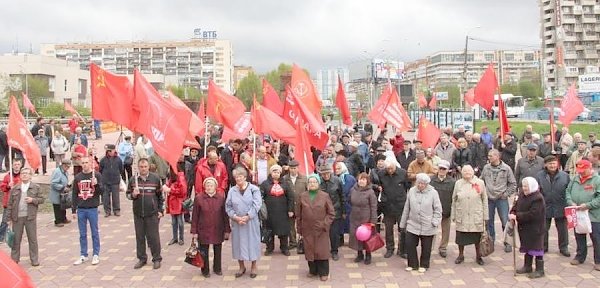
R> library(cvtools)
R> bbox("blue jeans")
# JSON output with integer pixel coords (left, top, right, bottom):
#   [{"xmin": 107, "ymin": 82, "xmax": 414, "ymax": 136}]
[
  {"xmin": 0, "ymin": 208, "xmax": 8, "ymax": 242},
  {"xmin": 487, "ymin": 198, "xmax": 509, "ymax": 241},
  {"xmin": 78, "ymin": 208, "xmax": 100, "ymax": 257},
  {"xmin": 574, "ymin": 222, "xmax": 600, "ymax": 264},
  {"xmin": 171, "ymin": 214, "xmax": 184, "ymax": 241}
]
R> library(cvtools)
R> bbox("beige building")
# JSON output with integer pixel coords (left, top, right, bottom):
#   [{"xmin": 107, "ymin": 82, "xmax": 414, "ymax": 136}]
[
  {"xmin": 233, "ymin": 65, "xmax": 254, "ymax": 90},
  {"xmin": 0, "ymin": 54, "xmax": 89, "ymax": 107},
  {"xmin": 539, "ymin": 0, "xmax": 600, "ymax": 95},
  {"xmin": 40, "ymin": 38, "xmax": 234, "ymax": 93},
  {"xmin": 404, "ymin": 50, "xmax": 541, "ymax": 93}
]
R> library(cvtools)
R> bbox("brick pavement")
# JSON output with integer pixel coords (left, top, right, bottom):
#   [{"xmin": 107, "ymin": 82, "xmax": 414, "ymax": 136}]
[{"xmin": 2, "ymin": 132, "xmax": 600, "ymax": 287}]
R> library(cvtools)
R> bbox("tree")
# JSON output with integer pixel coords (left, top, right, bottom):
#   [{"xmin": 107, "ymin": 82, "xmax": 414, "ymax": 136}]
[
  {"xmin": 4, "ymin": 75, "xmax": 52, "ymax": 110},
  {"xmin": 167, "ymin": 85, "xmax": 204, "ymax": 100},
  {"xmin": 435, "ymin": 86, "xmax": 461, "ymax": 108},
  {"xmin": 264, "ymin": 63, "xmax": 293, "ymax": 92},
  {"xmin": 235, "ymin": 72, "xmax": 261, "ymax": 108}
]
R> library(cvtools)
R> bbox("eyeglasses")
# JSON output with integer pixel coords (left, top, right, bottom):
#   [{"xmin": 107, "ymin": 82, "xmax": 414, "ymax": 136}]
[{"xmin": 439, "ymin": 167, "xmax": 448, "ymax": 170}]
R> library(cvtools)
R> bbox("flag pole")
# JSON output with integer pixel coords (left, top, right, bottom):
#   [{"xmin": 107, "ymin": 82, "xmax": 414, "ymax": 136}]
[
  {"xmin": 252, "ymin": 130, "xmax": 257, "ymax": 183},
  {"xmin": 497, "ymin": 87, "xmax": 505, "ymax": 143},
  {"xmin": 8, "ymin": 146, "xmax": 13, "ymax": 184},
  {"xmin": 303, "ymin": 150, "xmax": 309, "ymax": 176},
  {"xmin": 204, "ymin": 116, "xmax": 210, "ymax": 158}
]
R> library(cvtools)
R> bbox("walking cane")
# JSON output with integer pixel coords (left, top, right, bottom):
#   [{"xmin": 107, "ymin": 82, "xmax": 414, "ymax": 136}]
[{"xmin": 512, "ymin": 220, "xmax": 517, "ymax": 276}]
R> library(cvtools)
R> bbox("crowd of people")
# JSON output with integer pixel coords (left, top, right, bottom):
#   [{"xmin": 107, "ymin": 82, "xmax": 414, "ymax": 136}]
[{"xmin": 1, "ymin": 116, "xmax": 600, "ymax": 282}]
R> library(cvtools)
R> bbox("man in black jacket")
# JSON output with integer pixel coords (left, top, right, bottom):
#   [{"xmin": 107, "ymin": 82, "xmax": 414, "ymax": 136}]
[
  {"xmin": 429, "ymin": 160, "xmax": 455, "ymax": 258},
  {"xmin": 126, "ymin": 158, "xmax": 165, "ymax": 270},
  {"xmin": 379, "ymin": 160, "xmax": 410, "ymax": 258},
  {"xmin": 470, "ymin": 133, "xmax": 489, "ymax": 176},
  {"xmin": 221, "ymin": 139, "xmax": 243, "ymax": 186},
  {"xmin": 99, "ymin": 144, "xmax": 124, "ymax": 217},
  {"xmin": 499, "ymin": 133, "xmax": 517, "ymax": 172},
  {"xmin": 396, "ymin": 140, "xmax": 415, "ymax": 170},
  {"xmin": 535, "ymin": 155, "xmax": 571, "ymax": 257},
  {"xmin": 318, "ymin": 164, "xmax": 345, "ymax": 261}
]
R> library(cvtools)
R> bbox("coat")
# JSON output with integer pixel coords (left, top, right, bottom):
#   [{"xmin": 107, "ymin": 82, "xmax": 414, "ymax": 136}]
[
  {"xmin": 49, "ymin": 167, "xmax": 69, "ymax": 205},
  {"xmin": 452, "ymin": 147, "xmax": 473, "ymax": 169},
  {"xmin": 1, "ymin": 172, "xmax": 20, "ymax": 208},
  {"xmin": 50, "ymin": 135, "xmax": 69, "ymax": 155},
  {"xmin": 194, "ymin": 159, "xmax": 229, "ymax": 195},
  {"xmin": 499, "ymin": 141, "xmax": 517, "ymax": 171},
  {"xmin": 511, "ymin": 191, "xmax": 546, "ymax": 251},
  {"xmin": 451, "ymin": 177, "xmax": 489, "ymax": 232},
  {"xmin": 260, "ymin": 177, "xmax": 294, "ymax": 236},
  {"xmin": 535, "ymin": 169, "xmax": 570, "ymax": 218},
  {"xmin": 191, "ymin": 191, "xmax": 231, "ymax": 245},
  {"xmin": 469, "ymin": 141, "xmax": 489, "ymax": 174},
  {"xmin": 378, "ymin": 168, "xmax": 410, "ymax": 217},
  {"xmin": 282, "ymin": 174, "xmax": 308, "ymax": 202},
  {"xmin": 396, "ymin": 149, "xmax": 415, "ymax": 170},
  {"xmin": 225, "ymin": 183, "xmax": 262, "ymax": 261},
  {"xmin": 340, "ymin": 173, "xmax": 357, "ymax": 233},
  {"xmin": 296, "ymin": 190, "xmax": 335, "ymax": 261},
  {"xmin": 166, "ymin": 172, "xmax": 187, "ymax": 215},
  {"xmin": 565, "ymin": 173, "xmax": 600, "ymax": 222},
  {"xmin": 515, "ymin": 156, "xmax": 545, "ymax": 184},
  {"xmin": 400, "ymin": 185, "xmax": 443, "ymax": 236},
  {"xmin": 320, "ymin": 176, "xmax": 345, "ymax": 219},
  {"xmin": 435, "ymin": 142, "xmax": 456, "ymax": 164},
  {"xmin": 6, "ymin": 182, "xmax": 45, "ymax": 222},
  {"xmin": 430, "ymin": 175, "xmax": 456, "ymax": 218},
  {"xmin": 348, "ymin": 185, "xmax": 377, "ymax": 251},
  {"xmin": 34, "ymin": 135, "xmax": 49, "ymax": 156}
]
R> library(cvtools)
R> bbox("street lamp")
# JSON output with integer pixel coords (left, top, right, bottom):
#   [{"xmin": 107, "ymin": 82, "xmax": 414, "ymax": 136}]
[{"xmin": 461, "ymin": 26, "xmax": 481, "ymax": 110}]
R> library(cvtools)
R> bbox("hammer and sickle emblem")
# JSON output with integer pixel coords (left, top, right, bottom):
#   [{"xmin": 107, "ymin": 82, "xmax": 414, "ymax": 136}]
[
  {"xmin": 294, "ymin": 82, "xmax": 308, "ymax": 98},
  {"xmin": 96, "ymin": 70, "xmax": 106, "ymax": 88}
]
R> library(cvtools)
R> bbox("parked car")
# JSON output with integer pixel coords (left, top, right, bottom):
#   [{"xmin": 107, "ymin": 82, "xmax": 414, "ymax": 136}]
[
  {"xmin": 537, "ymin": 107, "xmax": 560, "ymax": 120},
  {"xmin": 577, "ymin": 107, "xmax": 591, "ymax": 121},
  {"xmin": 590, "ymin": 108, "xmax": 600, "ymax": 122}
]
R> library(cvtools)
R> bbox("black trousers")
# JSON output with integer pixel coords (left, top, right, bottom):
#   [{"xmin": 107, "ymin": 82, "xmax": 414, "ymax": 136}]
[
  {"xmin": 406, "ymin": 232, "xmax": 434, "ymax": 269},
  {"xmin": 266, "ymin": 235, "xmax": 289, "ymax": 252},
  {"xmin": 35, "ymin": 156, "xmax": 47, "ymax": 174},
  {"xmin": 384, "ymin": 214, "xmax": 406, "ymax": 254},
  {"xmin": 52, "ymin": 204, "xmax": 67, "ymax": 224},
  {"xmin": 330, "ymin": 218, "xmax": 342, "ymax": 254},
  {"xmin": 308, "ymin": 260, "xmax": 329, "ymax": 276},
  {"xmin": 545, "ymin": 217, "xmax": 569, "ymax": 252},
  {"xmin": 560, "ymin": 154, "xmax": 569, "ymax": 170},
  {"xmin": 122, "ymin": 164, "xmax": 133, "ymax": 181},
  {"xmin": 133, "ymin": 214, "xmax": 162, "ymax": 263},
  {"xmin": 199, "ymin": 243, "xmax": 222, "ymax": 274}
]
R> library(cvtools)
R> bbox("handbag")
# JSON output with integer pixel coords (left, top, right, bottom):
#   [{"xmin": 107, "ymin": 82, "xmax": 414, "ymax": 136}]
[
  {"xmin": 182, "ymin": 198, "xmax": 193, "ymax": 211},
  {"xmin": 364, "ymin": 232, "xmax": 385, "ymax": 252},
  {"xmin": 7, "ymin": 228, "xmax": 15, "ymax": 249},
  {"xmin": 184, "ymin": 239, "xmax": 204, "ymax": 268},
  {"xmin": 479, "ymin": 225, "xmax": 495, "ymax": 257},
  {"xmin": 297, "ymin": 237, "xmax": 305, "ymax": 254},
  {"xmin": 124, "ymin": 154, "xmax": 133, "ymax": 166},
  {"xmin": 260, "ymin": 221, "xmax": 273, "ymax": 245},
  {"xmin": 60, "ymin": 186, "xmax": 73, "ymax": 210}
]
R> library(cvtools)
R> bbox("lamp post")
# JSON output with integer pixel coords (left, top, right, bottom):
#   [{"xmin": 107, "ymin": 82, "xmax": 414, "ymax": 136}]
[
  {"xmin": 19, "ymin": 65, "xmax": 29, "ymax": 118},
  {"xmin": 461, "ymin": 26, "xmax": 481, "ymax": 110}
]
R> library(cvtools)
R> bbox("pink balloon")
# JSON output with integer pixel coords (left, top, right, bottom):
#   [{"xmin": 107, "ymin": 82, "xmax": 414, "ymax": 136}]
[{"xmin": 355, "ymin": 224, "xmax": 372, "ymax": 241}]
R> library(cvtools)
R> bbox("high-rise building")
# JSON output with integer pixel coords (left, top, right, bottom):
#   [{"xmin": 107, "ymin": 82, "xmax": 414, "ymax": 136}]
[
  {"xmin": 315, "ymin": 68, "xmax": 349, "ymax": 105},
  {"xmin": 40, "ymin": 38, "xmax": 234, "ymax": 93},
  {"xmin": 539, "ymin": 0, "xmax": 600, "ymax": 95},
  {"xmin": 233, "ymin": 65, "xmax": 254, "ymax": 90}
]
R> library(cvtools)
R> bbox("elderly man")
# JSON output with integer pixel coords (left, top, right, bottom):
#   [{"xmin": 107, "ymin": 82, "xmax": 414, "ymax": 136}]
[
  {"xmin": 282, "ymin": 160, "xmax": 307, "ymax": 249},
  {"xmin": 99, "ymin": 144, "xmax": 124, "ymax": 217},
  {"xmin": 429, "ymin": 160, "xmax": 455, "ymax": 258},
  {"xmin": 559, "ymin": 127, "xmax": 574, "ymax": 169},
  {"xmin": 315, "ymin": 145, "xmax": 336, "ymax": 170},
  {"xmin": 318, "ymin": 164, "xmax": 345, "ymax": 261},
  {"xmin": 256, "ymin": 145, "xmax": 277, "ymax": 185},
  {"xmin": 589, "ymin": 132, "xmax": 600, "ymax": 149},
  {"xmin": 396, "ymin": 140, "xmax": 415, "ymax": 170},
  {"xmin": 379, "ymin": 159, "xmax": 410, "ymax": 259},
  {"xmin": 6, "ymin": 167, "xmax": 44, "ymax": 265},
  {"xmin": 194, "ymin": 151, "xmax": 229, "ymax": 195},
  {"xmin": 535, "ymin": 155, "xmax": 570, "ymax": 257},
  {"xmin": 346, "ymin": 141, "xmax": 364, "ymax": 177},
  {"xmin": 566, "ymin": 141, "xmax": 590, "ymax": 176},
  {"xmin": 538, "ymin": 133, "xmax": 557, "ymax": 159},
  {"xmin": 481, "ymin": 149, "xmax": 517, "ymax": 253},
  {"xmin": 520, "ymin": 134, "xmax": 534, "ymax": 159},
  {"xmin": 515, "ymin": 143, "xmax": 545, "ymax": 185},
  {"xmin": 520, "ymin": 124, "xmax": 534, "ymax": 144},
  {"xmin": 435, "ymin": 134, "xmax": 456, "ymax": 164},
  {"xmin": 407, "ymin": 150, "xmax": 435, "ymax": 184},
  {"xmin": 566, "ymin": 159, "xmax": 600, "ymax": 270}
]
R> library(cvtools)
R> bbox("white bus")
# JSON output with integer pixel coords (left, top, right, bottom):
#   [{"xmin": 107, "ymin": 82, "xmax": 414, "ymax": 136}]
[{"xmin": 493, "ymin": 94, "xmax": 524, "ymax": 118}]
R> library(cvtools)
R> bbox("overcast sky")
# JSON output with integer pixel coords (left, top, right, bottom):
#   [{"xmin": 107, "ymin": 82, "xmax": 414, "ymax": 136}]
[{"xmin": 1, "ymin": 0, "xmax": 540, "ymax": 73}]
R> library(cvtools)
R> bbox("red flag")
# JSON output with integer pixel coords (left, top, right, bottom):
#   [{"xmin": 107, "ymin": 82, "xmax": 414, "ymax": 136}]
[
  {"xmin": 64, "ymin": 101, "xmax": 78, "ymax": 115},
  {"xmin": 335, "ymin": 76, "xmax": 352, "ymax": 126},
  {"xmin": 429, "ymin": 94, "xmax": 437, "ymax": 110},
  {"xmin": 220, "ymin": 114, "xmax": 252, "ymax": 143},
  {"xmin": 252, "ymin": 95, "xmax": 296, "ymax": 143},
  {"xmin": 559, "ymin": 82, "xmax": 584, "ymax": 127},
  {"xmin": 291, "ymin": 64, "xmax": 322, "ymax": 119},
  {"xmin": 90, "ymin": 63, "xmax": 137, "ymax": 129},
  {"xmin": 166, "ymin": 91, "xmax": 204, "ymax": 137},
  {"xmin": 21, "ymin": 92, "xmax": 36, "ymax": 115},
  {"xmin": 197, "ymin": 98, "xmax": 206, "ymax": 120},
  {"xmin": 464, "ymin": 88, "xmax": 476, "ymax": 107},
  {"xmin": 286, "ymin": 92, "xmax": 316, "ymax": 175},
  {"xmin": 498, "ymin": 97, "xmax": 511, "ymax": 141},
  {"xmin": 7, "ymin": 96, "xmax": 41, "ymax": 169},
  {"xmin": 207, "ymin": 80, "xmax": 247, "ymax": 131},
  {"xmin": 367, "ymin": 83, "xmax": 412, "ymax": 131},
  {"xmin": 261, "ymin": 79, "xmax": 284, "ymax": 116},
  {"xmin": 416, "ymin": 116, "xmax": 441, "ymax": 149},
  {"xmin": 133, "ymin": 70, "xmax": 191, "ymax": 169},
  {"xmin": 418, "ymin": 92, "xmax": 428, "ymax": 109},
  {"xmin": 0, "ymin": 250, "xmax": 35, "ymax": 288},
  {"xmin": 474, "ymin": 63, "xmax": 498, "ymax": 112},
  {"xmin": 283, "ymin": 86, "xmax": 329, "ymax": 149}
]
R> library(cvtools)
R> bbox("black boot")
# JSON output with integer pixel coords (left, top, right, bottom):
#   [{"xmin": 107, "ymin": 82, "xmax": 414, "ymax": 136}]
[
  {"xmin": 354, "ymin": 251, "xmax": 364, "ymax": 263},
  {"xmin": 364, "ymin": 252, "xmax": 372, "ymax": 265},
  {"xmin": 528, "ymin": 258, "xmax": 544, "ymax": 279},
  {"xmin": 516, "ymin": 254, "xmax": 533, "ymax": 274}
]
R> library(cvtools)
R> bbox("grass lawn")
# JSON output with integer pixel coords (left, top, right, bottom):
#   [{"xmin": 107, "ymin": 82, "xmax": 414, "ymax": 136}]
[{"xmin": 475, "ymin": 120, "xmax": 598, "ymax": 138}]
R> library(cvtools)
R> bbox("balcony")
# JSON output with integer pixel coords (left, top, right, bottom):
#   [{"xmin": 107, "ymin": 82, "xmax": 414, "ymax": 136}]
[
  {"xmin": 573, "ymin": 7, "xmax": 583, "ymax": 15},
  {"xmin": 565, "ymin": 52, "xmax": 578, "ymax": 59},
  {"xmin": 582, "ymin": 16, "xmax": 596, "ymax": 23},
  {"xmin": 594, "ymin": 5, "xmax": 600, "ymax": 13},
  {"xmin": 562, "ymin": 0, "xmax": 575, "ymax": 5},
  {"xmin": 562, "ymin": 17, "xmax": 576, "ymax": 24},
  {"xmin": 583, "ymin": 33, "xmax": 598, "ymax": 41},
  {"xmin": 584, "ymin": 50, "xmax": 599, "ymax": 58}
]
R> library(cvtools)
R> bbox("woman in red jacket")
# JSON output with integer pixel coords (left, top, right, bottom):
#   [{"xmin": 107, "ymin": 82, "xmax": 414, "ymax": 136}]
[{"xmin": 165, "ymin": 170, "xmax": 187, "ymax": 246}]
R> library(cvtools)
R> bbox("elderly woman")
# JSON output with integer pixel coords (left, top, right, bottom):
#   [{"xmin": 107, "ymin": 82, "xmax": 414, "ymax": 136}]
[
  {"xmin": 400, "ymin": 173, "xmax": 442, "ymax": 272},
  {"xmin": 509, "ymin": 177, "xmax": 546, "ymax": 278},
  {"xmin": 296, "ymin": 174, "xmax": 335, "ymax": 281},
  {"xmin": 451, "ymin": 165, "xmax": 489, "ymax": 265},
  {"xmin": 191, "ymin": 177, "xmax": 231, "ymax": 278},
  {"xmin": 335, "ymin": 161, "xmax": 356, "ymax": 245},
  {"xmin": 260, "ymin": 164, "xmax": 294, "ymax": 256},
  {"xmin": 225, "ymin": 167, "xmax": 262, "ymax": 278},
  {"xmin": 348, "ymin": 173, "xmax": 377, "ymax": 265},
  {"xmin": 51, "ymin": 129, "xmax": 69, "ymax": 167}
]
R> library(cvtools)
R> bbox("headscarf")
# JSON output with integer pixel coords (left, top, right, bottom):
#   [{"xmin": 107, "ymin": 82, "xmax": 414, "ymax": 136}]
[
  {"xmin": 522, "ymin": 177, "xmax": 539, "ymax": 195},
  {"xmin": 307, "ymin": 173, "xmax": 321, "ymax": 185},
  {"xmin": 336, "ymin": 162, "xmax": 350, "ymax": 185}
]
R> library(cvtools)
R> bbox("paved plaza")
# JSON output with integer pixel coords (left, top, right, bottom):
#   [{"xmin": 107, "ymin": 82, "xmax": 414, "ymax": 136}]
[{"xmin": 1, "ymin": 132, "xmax": 600, "ymax": 287}]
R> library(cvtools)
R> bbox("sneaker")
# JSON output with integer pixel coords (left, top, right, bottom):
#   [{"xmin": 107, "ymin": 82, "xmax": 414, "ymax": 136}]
[
  {"xmin": 332, "ymin": 253, "xmax": 340, "ymax": 261},
  {"xmin": 570, "ymin": 259, "xmax": 582, "ymax": 265},
  {"xmin": 418, "ymin": 267, "xmax": 427, "ymax": 273},
  {"xmin": 405, "ymin": 267, "xmax": 413, "ymax": 271},
  {"xmin": 73, "ymin": 256, "xmax": 87, "ymax": 266},
  {"xmin": 91, "ymin": 255, "xmax": 100, "ymax": 265}
]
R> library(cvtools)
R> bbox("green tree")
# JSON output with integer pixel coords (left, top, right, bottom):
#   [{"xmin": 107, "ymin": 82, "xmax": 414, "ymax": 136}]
[
  {"xmin": 264, "ymin": 63, "xmax": 293, "ymax": 92},
  {"xmin": 167, "ymin": 85, "xmax": 204, "ymax": 100},
  {"xmin": 435, "ymin": 86, "xmax": 461, "ymax": 108},
  {"xmin": 235, "ymin": 72, "xmax": 261, "ymax": 108},
  {"xmin": 4, "ymin": 75, "xmax": 52, "ymax": 109}
]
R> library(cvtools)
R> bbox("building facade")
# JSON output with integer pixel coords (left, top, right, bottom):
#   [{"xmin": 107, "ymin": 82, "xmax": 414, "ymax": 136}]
[
  {"xmin": 40, "ymin": 38, "xmax": 234, "ymax": 93},
  {"xmin": 0, "ymin": 54, "xmax": 89, "ymax": 107},
  {"xmin": 539, "ymin": 0, "xmax": 600, "ymax": 96},
  {"xmin": 315, "ymin": 68, "xmax": 349, "ymax": 105},
  {"xmin": 233, "ymin": 65, "xmax": 254, "ymax": 90}
]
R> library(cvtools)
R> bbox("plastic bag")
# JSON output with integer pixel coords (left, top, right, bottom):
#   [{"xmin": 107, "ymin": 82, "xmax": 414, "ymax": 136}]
[{"xmin": 575, "ymin": 210, "xmax": 592, "ymax": 234}]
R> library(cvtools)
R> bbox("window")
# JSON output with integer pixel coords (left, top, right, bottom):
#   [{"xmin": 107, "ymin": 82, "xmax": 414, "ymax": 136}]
[
  {"xmin": 485, "ymin": 53, "xmax": 494, "ymax": 62},
  {"xmin": 48, "ymin": 77, "xmax": 55, "ymax": 92},
  {"xmin": 64, "ymin": 79, "xmax": 68, "ymax": 92},
  {"xmin": 504, "ymin": 53, "xmax": 515, "ymax": 61}
]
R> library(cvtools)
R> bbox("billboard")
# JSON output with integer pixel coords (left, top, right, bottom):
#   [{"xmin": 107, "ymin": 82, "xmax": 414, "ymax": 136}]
[
  {"xmin": 579, "ymin": 74, "xmax": 600, "ymax": 93},
  {"xmin": 434, "ymin": 91, "xmax": 449, "ymax": 101},
  {"xmin": 372, "ymin": 59, "xmax": 405, "ymax": 80}
]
